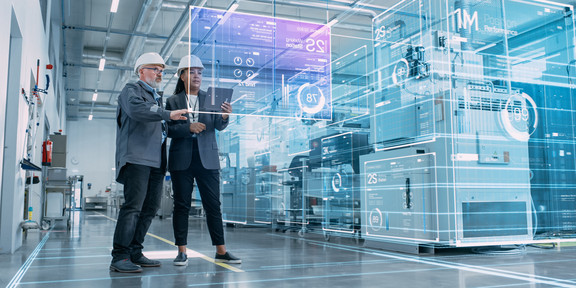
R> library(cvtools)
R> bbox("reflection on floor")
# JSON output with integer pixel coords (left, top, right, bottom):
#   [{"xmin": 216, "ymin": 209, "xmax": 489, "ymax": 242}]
[{"xmin": 2, "ymin": 210, "xmax": 576, "ymax": 288}]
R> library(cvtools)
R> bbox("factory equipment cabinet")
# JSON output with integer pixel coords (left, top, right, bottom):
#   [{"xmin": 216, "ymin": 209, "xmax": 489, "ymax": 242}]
[
  {"xmin": 254, "ymin": 171, "xmax": 283, "ymax": 224},
  {"xmin": 42, "ymin": 168, "xmax": 71, "ymax": 230},
  {"xmin": 276, "ymin": 156, "xmax": 323, "ymax": 236},
  {"xmin": 320, "ymin": 132, "xmax": 368, "ymax": 241},
  {"xmin": 83, "ymin": 197, "xmax": 108, "ymax": 210},
  {"xmin": 222, "ymin": 167, "xmax": 256, "ymax": 225}
]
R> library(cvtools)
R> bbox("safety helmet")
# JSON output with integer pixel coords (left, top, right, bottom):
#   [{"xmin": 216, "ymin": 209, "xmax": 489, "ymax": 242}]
[
  {"xmin": 134, "ymin": 52, "xmax": 166, "ymax": 76},
  {"xmin": 177, "ymin": 55, "xmax": 204, "ymax": 76}
]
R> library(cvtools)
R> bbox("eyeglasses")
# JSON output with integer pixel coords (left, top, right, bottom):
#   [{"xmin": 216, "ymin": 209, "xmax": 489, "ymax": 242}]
[{"xmin": 141, "ymin": 67, "xmax": 165, "ymax": 75}]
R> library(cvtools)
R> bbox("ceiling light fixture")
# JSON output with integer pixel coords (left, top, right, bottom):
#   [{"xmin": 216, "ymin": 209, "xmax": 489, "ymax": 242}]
[
  {"xmin": 110, "ymin": 0, "xmax": 120, "ymax": 13},
  {"xmin": 228, "ymin": 3, "xmax": 239, "ymax": 13},
  {"xmin": 218, "ymin": 3, "xmax": 239, "ymax": 26},
  {"xmin": 92, "ymin": 92, "xmax": 98, "ymax": 101},
  {"xmin": 98, "ymin": 58, "xmax": 106, "ymax": 71},
  {"xmin": 88, "ymin": 114, "xmax": 93, "ymax": 120},
  {"xmin": 327, "ymin": 19, "xmax": 339, "ymax": 27}
]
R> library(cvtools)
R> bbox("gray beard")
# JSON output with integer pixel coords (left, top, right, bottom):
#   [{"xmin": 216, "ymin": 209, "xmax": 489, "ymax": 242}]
[
  {"xmin": 148, "ymin": 81, "xmax": 158, "ymax": 89},
  {"xmin": 146, "ymin": 80, "xmax": 159, "ymax": 89}
]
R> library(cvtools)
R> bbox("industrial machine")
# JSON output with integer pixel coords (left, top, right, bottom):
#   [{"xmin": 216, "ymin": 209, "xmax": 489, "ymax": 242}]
[
  {"xmin": 320, "ymin": 132, "xmax": 369, "ymax": 241},
  {"xmin": 361, "ymin": 0, "xmax": 576, "ymax": 252},
  {"xmin": 221, "ymin": 166, "xmax": 257, "ymax": 225},
  {"xmin": 276, "ymin": 155, "xmax": 324, "ymax": 236}
]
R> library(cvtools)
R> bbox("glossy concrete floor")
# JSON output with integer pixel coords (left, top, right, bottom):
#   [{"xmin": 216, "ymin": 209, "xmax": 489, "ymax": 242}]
[{"xmin": 2, "ymin": 210, "xmax": 576, "ymax": 288}]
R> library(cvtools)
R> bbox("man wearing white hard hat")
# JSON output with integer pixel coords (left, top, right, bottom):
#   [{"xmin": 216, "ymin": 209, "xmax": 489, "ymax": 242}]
[
  {"xmin": 110, "ymin": 52, "xmax": 188, "ymax": 273},
  {"xmin": 166, "ymin": 54, "xmax": 240, "ymax": 265}
]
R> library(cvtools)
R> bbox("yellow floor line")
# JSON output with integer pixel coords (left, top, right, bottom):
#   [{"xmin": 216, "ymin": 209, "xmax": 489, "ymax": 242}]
[{"xmin": 95, "ymin": 212, "xmax": 244, "ymax": 272}]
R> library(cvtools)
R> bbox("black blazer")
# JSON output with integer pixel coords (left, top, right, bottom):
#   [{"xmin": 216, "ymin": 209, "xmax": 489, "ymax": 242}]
[{"xmin": 166, "ymin": 90, "xmax": 229, "ymax": 171}]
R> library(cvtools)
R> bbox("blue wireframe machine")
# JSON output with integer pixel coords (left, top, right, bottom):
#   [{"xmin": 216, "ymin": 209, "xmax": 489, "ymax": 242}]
[{"xmin": 361, "ymin": 0, "xmax": 576, "ymax": 252}]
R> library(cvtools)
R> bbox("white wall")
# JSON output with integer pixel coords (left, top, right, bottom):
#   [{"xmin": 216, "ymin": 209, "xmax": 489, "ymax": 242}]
[
  {"xmin": 66, "ymin": 119, "xmax": 117, "ymax": 198},
  {"xmin": 0, "ymin": 0, "xmax": 65, "ymax": 253}
]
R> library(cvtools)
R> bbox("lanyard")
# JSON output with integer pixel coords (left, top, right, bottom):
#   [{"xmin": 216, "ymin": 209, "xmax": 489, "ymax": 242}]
[{"xmin": 187, "ymin": 94, "xmax": 199, "ymax": 123}]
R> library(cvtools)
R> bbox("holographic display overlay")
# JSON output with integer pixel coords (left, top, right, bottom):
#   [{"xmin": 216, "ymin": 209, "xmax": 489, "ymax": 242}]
[{"xmin": 189, "ymin": 7, "xmax": 332, "ymax": 120}]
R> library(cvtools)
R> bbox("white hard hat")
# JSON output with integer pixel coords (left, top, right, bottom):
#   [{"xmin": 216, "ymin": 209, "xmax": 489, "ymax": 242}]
[
  {"xmin": 134, "ymin": 52, "xmax": 166, "ymax": 75},
  {"xmin": 177, "ymin": 55, "xmax": 204, "ymax": 76}
]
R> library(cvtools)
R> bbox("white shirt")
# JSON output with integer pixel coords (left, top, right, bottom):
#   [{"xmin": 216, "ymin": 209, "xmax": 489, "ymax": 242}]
[{"xmin": 187, "ymin": 94, "xmax": 199, "ymax": 123}]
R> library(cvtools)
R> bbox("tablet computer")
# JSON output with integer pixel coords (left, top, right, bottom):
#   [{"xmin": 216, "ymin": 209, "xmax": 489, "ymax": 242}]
[{"xmin": 203, "ymin": 87, "xmax": 233, "ymax": 112}]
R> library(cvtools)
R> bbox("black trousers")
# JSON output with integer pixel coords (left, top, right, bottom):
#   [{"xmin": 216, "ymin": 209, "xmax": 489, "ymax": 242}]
[
  {"xmin": 171, "ymin": 139, "xmax": 224, "ymax": 246},
  {"xmin": 112, "ymin": 163, "xmax": 164, "ymax": 262}
]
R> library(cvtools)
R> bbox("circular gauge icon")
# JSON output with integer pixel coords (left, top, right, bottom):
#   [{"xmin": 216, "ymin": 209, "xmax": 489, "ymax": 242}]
[
  {"xmin": 392, "ymin": 58, "xmax": 410, "ymax": 86},
  {"xmin": 233, "ymin": 69, "xmax": 242, "ymax": 78},
  {"xmin": 246, "ymin": 70, "xmax": 254, "ymax": 78},
  {"xmin": 332, "ymin": 173, "xmax": 342, "ymax": 193},
  {"xmin": 246, "ymin": 58, "xmax": 255, "ymax": 67},
  {"xmin": 234, "ymin": 57, "xmax": 242, "ymax": 65},
  {"xmin": 297, "ymin": 83, "xmax": 325, "ymax": 114},
  {"xmin": 369, "ymin": 208, "xmax": 383, "ymax": 232},
  {"xmin": 500, "ymin": 92, "xmax": 538, "ymax": 141}
]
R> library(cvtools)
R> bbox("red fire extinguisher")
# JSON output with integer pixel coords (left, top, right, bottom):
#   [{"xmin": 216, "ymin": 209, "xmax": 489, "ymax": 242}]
[{"xmin": 42, "ymin": 139, "xmax": 52, "ymax": 166}]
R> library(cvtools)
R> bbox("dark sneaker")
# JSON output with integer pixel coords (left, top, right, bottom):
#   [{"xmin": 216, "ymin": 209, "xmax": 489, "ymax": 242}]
[
  {"xmin": 173, "ymin": 252, "xmax": 188, "ymax": 266},
  {"xmin": 110, "ymin": 259, "xmax": 143, "ymax": 273},
  {"xmin": 131, "ymin": 255, "xmax": 161, "ymax": 267},
  {"xmin": 215, "ymin": 252, "xmax": 241, "ymax": 264}
]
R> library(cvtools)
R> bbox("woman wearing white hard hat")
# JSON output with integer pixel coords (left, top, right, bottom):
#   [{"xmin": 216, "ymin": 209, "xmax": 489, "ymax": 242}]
[{"xmin": 166, "ymin": 54, "xmax": 240, "ymax": 266}]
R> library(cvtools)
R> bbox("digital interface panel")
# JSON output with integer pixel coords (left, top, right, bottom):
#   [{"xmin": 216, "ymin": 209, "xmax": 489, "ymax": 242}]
[{"xmin": 189, "ymin": 7, "xmax": 332, "ymax": 120}]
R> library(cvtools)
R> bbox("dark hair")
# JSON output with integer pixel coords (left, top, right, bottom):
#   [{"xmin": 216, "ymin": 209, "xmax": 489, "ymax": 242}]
[{"xmin": 173, "ymin": 76, "xmax": 185, "ymax": 95}]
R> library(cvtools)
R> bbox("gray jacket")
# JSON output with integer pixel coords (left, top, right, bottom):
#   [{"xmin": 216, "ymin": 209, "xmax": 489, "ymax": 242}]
[
  {"xmin": 115, "ymin": 81, "xmax": 172, "ymax": 183},
  {"xmin": 166, "ymin": 90, "xmax": 229, "ymax": 171}
]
